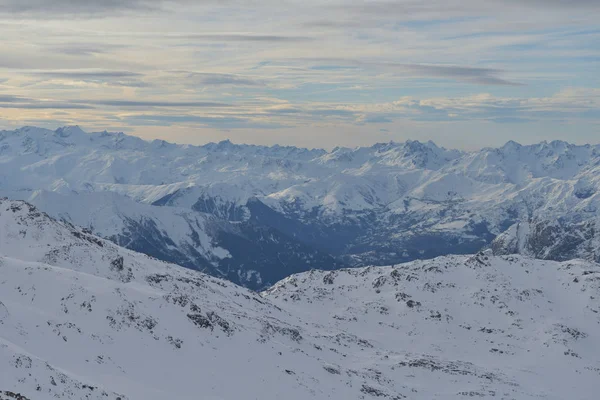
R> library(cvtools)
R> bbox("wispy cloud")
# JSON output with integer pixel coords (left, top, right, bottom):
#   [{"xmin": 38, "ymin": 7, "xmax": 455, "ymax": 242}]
[
  {"xmin": 20, "ymin": 70, "xmax": 151, "ymax": 88},
  {"xmin": 0, "ymin": 102, "xmax": 94, "ymax": 109},
  {"xmin": 399, "ymin": 64, "xmax": 523, "ymax": 86},
  {"xmin": 0, "ymin": 95, "xmax": 26, "ymax": 102},
  {"xmin": 0, "ymin": 0, "xmax": 162, "ymax": 15},
  {"xmin": 386, "ymin": 89, "xmax": 600, "ymax": 123},
  {"xmin": 85, "ymin": 100, "xmax": 232, "ymax": 108},
  {"xmin": 174, "ymin": 72, "xmax": 266, "ymax": 87},
  {"xmin": 32, "ymin": 70, "xmax": 143, "ymax": 79},
  {"xmin": 49, "ymin": 43, "xmax": 128, "ymax": 56},
  {"xmin": 124, "ymin": 114, "xmax": 285, "ymax": 129},
  {"xmin": 294, "ymin": 59, "xmax": 522, "ymax": 86},
  {"xmin": 171, "ymin": 33, "xmax": 314, "ymax": 43},
  {"xmin": 0, "ymin": 94, "xmax": 94, "ymax": 109}
]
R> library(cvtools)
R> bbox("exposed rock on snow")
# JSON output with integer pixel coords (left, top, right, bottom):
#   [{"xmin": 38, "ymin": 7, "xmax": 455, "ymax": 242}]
[{"xmin": 1, "ymin": 200, "xmax": 599, "ymax": 399}]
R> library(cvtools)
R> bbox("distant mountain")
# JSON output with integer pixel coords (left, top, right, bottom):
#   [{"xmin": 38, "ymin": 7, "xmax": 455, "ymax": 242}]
[
  {"xmin": 1, "ymin": 199, "xmax": 599, "ymax": 399},
  {"xmin": 3, "ymin": 126, "xmax": 600, "ymax": 286}
]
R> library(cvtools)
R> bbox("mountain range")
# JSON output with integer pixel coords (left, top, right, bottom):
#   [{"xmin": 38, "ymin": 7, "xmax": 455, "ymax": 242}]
[
  {"xmin": 1, "ymin": 198, "xmax": 599, "ymax": 399},
  {"xmin": 2, "ymin": 125, "xmax": 600, "ymax": 288}
]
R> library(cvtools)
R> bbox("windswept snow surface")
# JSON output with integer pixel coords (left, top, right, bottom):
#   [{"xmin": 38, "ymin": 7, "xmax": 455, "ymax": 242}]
[{"xmin": 1, "ymin": 199, "xmax": 599, "ymax": 399}]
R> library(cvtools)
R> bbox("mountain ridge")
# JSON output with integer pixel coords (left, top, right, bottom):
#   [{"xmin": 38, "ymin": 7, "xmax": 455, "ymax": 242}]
[
  {"xmin": 7, "ymin": 124, "xmax": 596, "ymax": 154},
  {"xmin": 3, "ymin": 125, "xmax": 600, "ymax": 287}
]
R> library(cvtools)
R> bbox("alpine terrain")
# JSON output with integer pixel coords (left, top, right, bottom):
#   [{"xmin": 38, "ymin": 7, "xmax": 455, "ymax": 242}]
[
  {"xmin": 1, "ymin": 199, "xmax": 599, "ymax": 399},
  {"xmin": 2, "ymin": 126, "xmax": 600, "ymax": 287}
]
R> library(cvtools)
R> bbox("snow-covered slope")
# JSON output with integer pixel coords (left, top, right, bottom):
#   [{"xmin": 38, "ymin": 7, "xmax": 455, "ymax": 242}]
[
  {"xmin": 13, "ymin": 190, "xmax": 341, "ymax": 290},
  {"xmin": 265, "ymin": 252, "xmax": 600, "ymax": 399},
  {"xmin": 3, "ymin": 126, "xmax": 600, "ymax": 283},
  {"xmin": 0, "ymin": 199, "xmax": 340, "ymax": 399},
  {"xmin": 1, "ymin": 200, "xmax": 599, "ymax": 399}
]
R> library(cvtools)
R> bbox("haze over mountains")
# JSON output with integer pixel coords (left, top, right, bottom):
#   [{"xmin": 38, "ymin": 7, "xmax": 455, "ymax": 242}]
[
  {"xmin": 2, "ymin": 126, "xmax": 600, "ymax": 288},
  {"xmin": 1, "ymin": 198, "xmax": 599, "ymax": 399}
]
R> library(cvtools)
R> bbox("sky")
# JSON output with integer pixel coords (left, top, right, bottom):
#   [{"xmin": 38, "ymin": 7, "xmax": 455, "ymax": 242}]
[{"xmin": 0, "ymin": 0, "xmax": 599, "ymax": 149}]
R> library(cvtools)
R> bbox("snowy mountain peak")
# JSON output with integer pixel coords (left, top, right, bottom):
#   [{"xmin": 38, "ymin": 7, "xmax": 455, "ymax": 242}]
[
  {"xmin": 54, "ymin": 125, "xmax": 85, "ymax": 138},
  {"xmin": 370, "ymin": 140, "xmax": 398, "ymax": 151},
  {"xmin": 204, "ymin": 138, "xmax": 236, "ymax": 151},
  {"xmin": 500, "ymin": 139, "xmax": 522, "ymax": 151}
]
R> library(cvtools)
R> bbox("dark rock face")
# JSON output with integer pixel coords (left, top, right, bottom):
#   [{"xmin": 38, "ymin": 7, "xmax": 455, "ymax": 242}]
[
  {"xmin": 192, "ymin": 195, "xmax": 247, "ymax": 222},
  {"xmin": 1, "ymin": 391, "xmax": 31, "ymax": 400},
  {"xmin": 492, "ymin": 219, "xmax": 600, "ymax": 263}
]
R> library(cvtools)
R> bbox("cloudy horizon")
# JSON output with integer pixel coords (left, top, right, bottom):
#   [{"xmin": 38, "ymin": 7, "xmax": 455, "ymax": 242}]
[{"xmin": 1, "ymin": 0, "xmax": 598, "ymax": 149}]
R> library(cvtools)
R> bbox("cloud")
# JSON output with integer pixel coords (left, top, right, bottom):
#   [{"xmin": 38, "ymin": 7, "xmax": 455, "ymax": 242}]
[
  {"xmin": 177, "ymin": 72, "xmax": 266, "ymax": 87},
  {"xmin": 169, "ymin": 34, "xmax": 314, "ymax": 43},
  {"xmin": 391, "ymin": 89, "xmax": 600, "ymax": 123},
  {"xmin": 125, "ymin": 114, "xmax": 284, "ymax": 129},
  {"xmin": 398, "ymin": 64, "xmax": 523, "ymax": 86},
  {"xmin": 0, "ymin": 95, "xmax": 27, "ymax": 102},
  {"xmin": 332, "ymin": 0, "xmax": 600, "ymax": 18},
  {"xmin": 32, "ymin": 70, "xmax": 143, "ymax": 79},
  {"xmin": 309, "ymin": 109, "xmax": 356, "ymax": 117},
  {"xmin": 361, "ymin": 115, "xmax": 393, "ymax": 124},
  {"xmin": 506, "ymin": 0, "xmax": 600, "ymax": 7},
  {"xmin": 86, "ymin": 100, "xmax": 232, "ymax": 108},
  {"xmin": 291, "ymin": 88, "xmax": 599, "ymax": 125},
  {"xmin": 23, "ymin": 70, "xmax": 151, "ymax": 88},
  {"xmin": 0, "ymin": 102, "xmax": 94, "ymax": 109},
  {"xmin": 307, "ymin": 0, "xmax": 599, "ymax": 33},
  {"xmin": 298, "ymin": 59, "xmax": 522, "ymax": 86},
  {"xmin": 0, "ymin": 0, "xmax": 160, "ymax": 15},
  {"xmin": 49, "ymin": 43, "xmax": 127, "ymax": 56},
  {"xmin": 0, "ymin": 95, "xmax": 94, "ymax": 109},
  {"xmin": 263, "ymin": 106, "xmax": 302, "ymax": 115},
  {"xmin": 0, "ymin": 94, "xmax": 93, "ymax": 110},
  {"xmin": 309, "ymin": 65, "xmax": 360, "ymax": 71},
  {"xmin": 489, "ymin": 117, "xmax": 533, "ymax": 123},
  {"xmin": 4, "ymin": 0, "xmax": 598, "ymax": 17}
]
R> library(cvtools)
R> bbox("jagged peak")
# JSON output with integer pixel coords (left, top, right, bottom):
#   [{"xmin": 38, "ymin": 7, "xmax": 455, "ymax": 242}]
[
  {"xmin": 403, "ymin": 139, "xmax": 440, "ymax": 152},
  {"xmin": 501, "ymin": 140, "xmax": 523, "ymax": 151},
  {"xmin": 548, "ymin": 139, "xmax": 571, "ymax": 148},
  {"xmin": 54, "ymin": 125, "xmax": 86, "ymax": 138},
  {"xmin": 367, "ymin": 140, "xmax": 444, "ymax": 156},
  {"xmin": 370, "ymin": 140, "xmax": 398, "ymax": 150}
]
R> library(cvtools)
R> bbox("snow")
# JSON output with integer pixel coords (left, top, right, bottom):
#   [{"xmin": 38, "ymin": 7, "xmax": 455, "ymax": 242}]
[
  {"xmin": 3, "ymin": 126, "xmax": 600, "ymax": 228},
  {"xmin": 2, "ymin": 126, "xmax": 600, "ymax": 260},
  {"xmin": 1, "ymin": 199, "xmax": 599, "ymax": 399}
]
